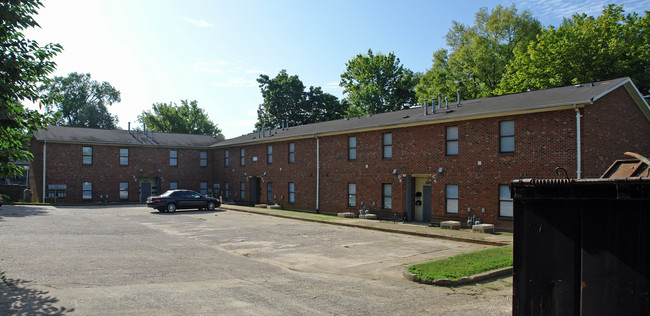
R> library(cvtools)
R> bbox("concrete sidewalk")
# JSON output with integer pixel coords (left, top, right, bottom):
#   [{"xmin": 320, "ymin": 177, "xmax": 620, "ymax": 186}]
[{"xmin": 220, "ymin": 204, "xmax": 512, "ymax": 246}]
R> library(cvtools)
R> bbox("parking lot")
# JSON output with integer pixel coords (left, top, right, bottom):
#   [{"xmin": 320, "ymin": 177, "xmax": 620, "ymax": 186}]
[{"xmin": 0, "ymin": 205, "xmax": 512, "ymax": 315}]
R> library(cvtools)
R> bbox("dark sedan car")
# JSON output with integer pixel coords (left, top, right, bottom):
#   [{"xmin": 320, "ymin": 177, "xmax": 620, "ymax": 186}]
[{"xmin": 146, "ymin": 189, "xmax": 220, "ymax": 213}]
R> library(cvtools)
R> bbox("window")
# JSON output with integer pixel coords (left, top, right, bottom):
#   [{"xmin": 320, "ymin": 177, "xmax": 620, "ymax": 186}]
[
  {"xmin": 225, "ymin": 150, "xmax": 229, "ymax": 167},
  {"xmin": 240, "ymin": 182, "xmax": 245, "ymax": 199},
  {"xmin": 288, "ymin": 143, "xmax": 295, "ymax": 163},
  {"xmin": 225, "ymin": 182, "xmax": 230, "ymax": 199},
  {"xmin": 240, "ymin": 148, "xmax": 245, "ymax": 166},
  {"xmin": 446, "ymin": 126, "xmax": 458, "ymax": 156},
  {"xmin": 200, "ymin": 152, "xmax": 207, "ymax": 167},
  {"xmin": 382, "ymin": 133, "xmax": 392, "ymax": 159},
  {"xmin": 267, "ymin": 182, "xmax": 273, "ymax": 202},
  {"xmin": 120, "ymin": 148, "xmax": 129, "ymax": 165},
  {"xmin": 170, "ymin": 150, "xmax": 178, "ymax": 166},
  {"xmin": 200, "ymin": 182, "xmax": 208, "ymax": 196},
  {"xmin": 82, "ymin": 146, "xmax": 92, "ymax": 165},
  {"xmin": 267, "ymin": 145, "xmax": 273, "ymax": 164},
  {"xmin": 348, "ymin": 136, "xmax": 357, "ymax": 160},
  {"xmin": 119, "ymin": 182, "xmax": 128, "ymax": 199},
  {"xmin": 348, "ymin": 183, "xmax": 356, "ymax": 207},
  {"xmin": 288, "ymin": 182, "xmax": 295, "ymax": 203},
  {"xmin": 82, "ymin": 182, "xmax": 92, "ymax": 200},
  {"xmin": 446, "ymin": 185, "xmax": 459, "ymax": 214},
  {"xmin": 499, "ymin": 185, "xmax": 513, "ymax": 217},
  {"xmin": 382, "ymin": 183, "xmax": 392, "ymax": 209},
  {"xmin": 170, "ymin": 181, "xmax": 178, "ymax": 190},
  {"xmin": 500, "ymin": 120, "xmax": 515, "ymax": 153},
  {"xmin": 213, "ymin": 183, "xmax": 221, "ymax": 197}
]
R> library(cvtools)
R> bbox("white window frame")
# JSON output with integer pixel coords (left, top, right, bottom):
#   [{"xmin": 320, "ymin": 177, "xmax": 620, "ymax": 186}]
[
  {"xmin": 120, "ymin": 148, "xmax": 129, "ymax": 165},
  {"xmin": 288, "ymin": 182, "xmax": 295, "ymax": 203},
  {"xmin": 348, "ymin": 183, "xmax": 356, "ymax": 207},
  {"xmin": 446, "ymin": 126, "xmax": 458, "ymax": 156},
  {"xmin": 348, "ymin": 136, "xmax": 357, "ymax": 160},
  {"xmin": 500, "ymin": 120, "xmax": 515, "ymax": 153},
  {"xmin": 382, "ymin": 133, "xmax": 392, "ymax": 159},
  {"xmin": 382, "ymin": 183, "xmax": 392, "ymax": 209},
  {"xmin": 82, "ymin": 146, "xmax": 92, "ymax": 165},
  {"xmin": 170, "ymin": 150, "xmax": 178, "ymax": 166},
  {"xmin": 288, "ymin": 143, "xmax": 295, "ymax": 163},
  {"xmin": 82, "ymin": 181, "xmax": 92, "ymax": 200},
  {"xmin": 200, "ymin": 181, "xmax": 208, "ymax": 196},
  {"xmin": 267, "ymin": 145, "xmax": 273, "ymax": 164},
  {"xmin": 446, "ymin": 185, "xmax": 459, "ymax": 214},
  {"xmin": 200, "ymin": 151, "xmax": 207, "ymax": 167},
  {"xmin": 240, "ymin": 148, "xmax": 245, "ymax": 166},
  {"xmin": 499, "ymin": 185, "xmax": 514, "ymax": 217},
  {"xmin": 119, "ymin": 182, "xmax": 128, "ymax": 200}
]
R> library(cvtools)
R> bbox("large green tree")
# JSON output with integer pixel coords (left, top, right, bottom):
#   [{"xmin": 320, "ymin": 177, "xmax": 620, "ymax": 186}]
[
  {"xmin": 138, "ymin": 100, "xmax": 223, "ymax": 137},
  {"xmin": 416, "ymin": 4, "xmax": 541, "ymax": 103},
  {"xmin": 40, "ymin": 72, "xmax": 121, "ymax": 129},
  {"xmin": 340, "ymin": 49, "xmax": 417, "ymax": 116},
  {"xmin": 498, "ymin": 4, "xmax": 650, "ymax": 96},
  {"xmin": 1, "ymin": 0, "xmax": 62, "ymax": 176},
  {"xmin": 256, "ymin": 70, "xmax": 345, "ymax": 128}
]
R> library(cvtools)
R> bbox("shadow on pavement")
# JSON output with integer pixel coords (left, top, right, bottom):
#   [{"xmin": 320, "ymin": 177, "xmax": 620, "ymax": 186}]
[
  {"xmin": 0, "ymin": 205, "xmax": 49, "ymax": 221},
  {"xmin": 0, "ymin": 271, "xmax": 73, "ymax": 315},
  {"xmin": 150, "ymin": 209, "xmax": 226, "ymax": 215}
]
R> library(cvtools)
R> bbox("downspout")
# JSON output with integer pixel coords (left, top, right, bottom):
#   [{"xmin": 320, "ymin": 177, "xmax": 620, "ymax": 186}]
[
  {"xmin": 574, "ymin": 104, "xmax": 582, "ymax": 179},
  {"xmin": 315, "ymin": 135, "xmax": 320, "ymax": 213},
  {"xmin": 42, "ymin": 140, "xmax": 47, "ymax": 203}
]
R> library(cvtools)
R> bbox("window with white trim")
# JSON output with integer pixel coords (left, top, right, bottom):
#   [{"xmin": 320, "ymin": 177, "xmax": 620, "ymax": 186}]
[
  {"xmin": 240, "ymin": 182, "xmax": 245, "ymax": 199},
  {"xmin": 500, "ymin": 120, "xmax": 515, "ymax": 153},
  {"xmin": 225, "ymin": 150, "xmax": 229, "ymax": 167},
  {"xmin": 288, "ymin": 143, "xmax": 295, "ymax": 163},
  {"xmin": 83, "ymin": 146, "xmax": 92, "ymax": 165},
  {"xmin": 267, "ymin": 182, "xmax": 273, "ymax": 202},
  {"xmin": 382, "ymin": 133, "xmax": 392, "ymax": 158},
  {"xmin": 82, "ymin": 182, "xmax": 92, "ymax": 200},
  {"xmin": 446, "ymin": 126, "xmax": 458, "ymax": 156},
  {"xmin": 382, "ymin": 183, "xmax": 392, "ymax": 209},
  {"xmin": 240, "ymin": 148, "xmax": 245, "ymax": 166},
  {"xmin": 267, "ymin": 145, "xmax": 273, "ymax": 164},
  {"xmin": 170, "ymin": 150, "xmax": 178, "ymax": 166},
  {"xmin": 499, "ymin": 185, "xmax": 513, "ymax": 217},
  {"xmin": 446, "ymin": 185, "xmax": 459, "ymax": 214},
  {"xmin": 119, "ymin": 182, "xmax": 128, "ymax": 199},
  {"xmin": 120, "ymin": 148, "xmax": 129, "ymax": 165},
  {"xmin": 348, "ymin": 136, "xmax": 357, "ymax": 160},
  {"xmin": 348, "ymin": 183, "xmax": 356, "ymax": 207},
  {"xmin": 200, "ymin": 182, "xmax": 208, "ymax": 196}
]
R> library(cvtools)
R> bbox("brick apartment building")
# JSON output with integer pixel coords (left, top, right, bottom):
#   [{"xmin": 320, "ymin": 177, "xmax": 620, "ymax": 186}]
[{"xmin": 28, "ymin": 77, "xmax": 650, "ymax": 229}]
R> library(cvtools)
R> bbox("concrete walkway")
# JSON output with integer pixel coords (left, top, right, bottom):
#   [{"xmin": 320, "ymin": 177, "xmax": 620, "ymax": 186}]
[{"xmin": 220, "ymin": 204, "xmax": 512, "ymax": 246}]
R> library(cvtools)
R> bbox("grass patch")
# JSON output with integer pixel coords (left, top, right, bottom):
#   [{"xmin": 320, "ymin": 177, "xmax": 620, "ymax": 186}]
[{"xmin": 408, "ymin": 246, "xmax": 513, "ymax": 281}]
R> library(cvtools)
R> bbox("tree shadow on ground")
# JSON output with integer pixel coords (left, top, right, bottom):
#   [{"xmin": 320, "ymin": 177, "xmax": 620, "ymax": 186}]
[
  {"xmin": 0, "ymin": 271, "xmax": 73, "ymax": 315},
  {"xmin": 0, "ymin": 205, "xmax": 49, "ymax": 221}
]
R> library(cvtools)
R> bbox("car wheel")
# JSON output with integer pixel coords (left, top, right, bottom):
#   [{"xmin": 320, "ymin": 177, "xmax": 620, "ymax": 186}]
[
  {"xmin": 207, "ymin": 201, "xmax": 216, "ymax": 211},
  {"xmin": 166, "ymin": 203, "xmax": 176, "ymax": 213}
]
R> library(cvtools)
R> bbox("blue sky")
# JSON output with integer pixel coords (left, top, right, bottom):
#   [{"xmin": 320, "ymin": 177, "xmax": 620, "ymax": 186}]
[{"xmin": 27, "ymin": 0, "xmax": 649, "ymax": 138}]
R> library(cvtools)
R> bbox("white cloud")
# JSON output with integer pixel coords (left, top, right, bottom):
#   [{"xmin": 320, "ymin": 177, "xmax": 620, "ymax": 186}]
[
  {"xmin": 184, "ymin": 17, "xmax": 214, "ymax": 28},
  {"xmin": 212, "ymin": 77, "xmax": 257, "ymax": 88}
]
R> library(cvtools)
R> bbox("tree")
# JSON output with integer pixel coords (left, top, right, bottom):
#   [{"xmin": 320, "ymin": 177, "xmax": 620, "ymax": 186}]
[
  {"xmin": 416, "ymin": 5, "xmax": 541, "ymax": 103},
  {"xmin": 256, "ymin": 70, "xmax": 345, "ymax": 128},
  {"xmin": 138, "ymin": 100, "xmax": 223, "ymax": 137},
  {"xmin": 498, "ymin": 4, "xmax": 650, "ymax": 96},
  {"xmin": 0, "ymin": 0, "xmax": 62, "ymax": 176},
  {"xmin": 40, "ymin": 72, "xmax": 120, "ymax": 129},
  {"xmin": 340, "ymin": 49, "xmax": 417, "ymax": 116}
]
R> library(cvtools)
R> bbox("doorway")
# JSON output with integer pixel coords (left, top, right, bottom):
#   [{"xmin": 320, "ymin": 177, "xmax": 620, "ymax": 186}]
[
  {"xmin": 412, "ymin": 176, "xmax": 432, "ymax": 223},
  {"xmin": 250, "ymin": 176, "xmax": 261, "ymax": 205}
]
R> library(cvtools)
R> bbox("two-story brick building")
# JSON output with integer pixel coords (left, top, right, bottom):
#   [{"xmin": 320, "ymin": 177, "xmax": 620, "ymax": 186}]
[{"xmin": 28, "ymin": 77, "xmax": 650, "ymax": 229}]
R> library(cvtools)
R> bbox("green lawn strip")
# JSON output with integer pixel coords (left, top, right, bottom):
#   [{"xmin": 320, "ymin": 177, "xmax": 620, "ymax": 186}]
[
  {"xmin": 408, "ymin": 246, "xmax": 513, "ymax": 281},
  {"xmin": 262, "ymin": 208, "xmax": 351, "ymax": 221}
]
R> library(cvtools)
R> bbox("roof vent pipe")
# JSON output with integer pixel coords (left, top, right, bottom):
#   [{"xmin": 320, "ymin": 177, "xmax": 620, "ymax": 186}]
[
  {"xmin": 457, "ymin": 89, "xmax": 461, "ymax": 106},
  {"xmin": 275, "ymin": 126, "xmax": 278, "ymax": 135},
  {"xmin": 128, "ymin": 122, "xmax": 131, "ymax": 134},
  {"xmin": 432, "ymin": 98, "xmax": 436, "ymax": 114},
  {"xmin": 424, "ymin": 99, "xmax": 428, "ymax": 115},
  {"xmin": 257, "ymin": 128, "xmax": 261, "ymax": 138},
  {"xmin": 445, "ymin": 96, "xmax": 449, "ymax": 109},
  {"xmin": 438, "ymin": 93, "xmax": 442, "ymax": 109}
]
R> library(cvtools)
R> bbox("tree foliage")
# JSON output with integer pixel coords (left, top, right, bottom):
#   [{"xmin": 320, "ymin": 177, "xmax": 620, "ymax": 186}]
[
  {"xmin": 498, "ymin": 4, "xmax": 650, "ymax": 96},
  {"xmin": 256, "ymin": 70, "xmax": 345, "ymax": 128},
  {"xmin": 40, "ymin": 72, "xmax": 121, "ymax": 129},
  {"xmin": 340, "ymin": 49, "xmax": 418, "ymax": 116},
  {"xmin": 138, "ymin": 100, "xmax": 223, "ymax": 137},
  {"xmin": 0, "ymin": 0, "xmax": 62, "ymax": 176},
  {"xmin": 416, "ymin": 5, "xmax": 541, "ymax": 103}
]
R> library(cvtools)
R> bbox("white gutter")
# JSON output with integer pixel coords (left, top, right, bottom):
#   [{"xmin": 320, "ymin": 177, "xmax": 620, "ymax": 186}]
[
  {"xmin": 574, "ymin": 105, "xmax": 582, "ymax": 179},
  {"xmin": 315, "ymin": 135, "xmax": 320, "ymax": 213},
  {"xmin": 42, "ymin": 140, "xmax": 47, "ymax": 202}
]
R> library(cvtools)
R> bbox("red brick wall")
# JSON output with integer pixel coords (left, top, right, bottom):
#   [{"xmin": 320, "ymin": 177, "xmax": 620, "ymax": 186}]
[
  {"xmin": 29, "ymin": 141, "xmax": 213, "ymax": 203},
  {"xmin": 581, "ymin": 86, "xmax": 650, "ymax": 178}
]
